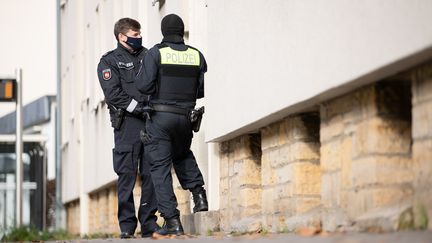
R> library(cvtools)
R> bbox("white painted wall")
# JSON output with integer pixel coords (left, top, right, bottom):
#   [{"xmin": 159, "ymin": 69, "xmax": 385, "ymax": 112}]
[
  {"xmin": 206, "ymin": 0, "xmax": 432, "ymax": 141},
  {"xmin": 60, "ymin": 0, "xmax": 118, "ymax": 203},
  {"xmin": 0, "ymin": 0, "xmax": 57, "ymax": 117},
  {"xmin": 40, "ymin": 102, "xmax": 57, "ymax": 180},
  {"xmin": 187, "ymin": 0, "xmax": 212, "ymax": 207}
]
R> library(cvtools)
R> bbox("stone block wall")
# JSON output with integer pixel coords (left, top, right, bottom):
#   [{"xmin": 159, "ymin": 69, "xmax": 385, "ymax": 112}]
[
  {"xmin": 66, "ymin": 173, "xmax": 195, "ymax": 235},
  {"xmin": 66, "ymin": 172, "xmax": 195, "ymax": 235},
  {"xmin": 412, "ymin": 61, "xmax": 432, "ymax": 230},
  {"xmin": 219, "ymin": 79, "xmax": 419, "ymax": 233},
  {"xmin": 219, "ymin": 134, "xmax": 262, "ymax": 232},
  {"xmin": 173, "ymin": 171, "xmax": 192, "ymax": 216},
  {"xmin": 320, "ymin": 82, "xmax": 412, "ymax": 231},
  {"xmin": 261, "ymin": 114, "xmax": 321, "ymax": 232},
  {"xmin": 65, "ymin": 200, "xmax": 80, "ymax": 235},
  {"xmin": 88, "ymin": 185, "xmax": 118, "ymax": 234}
]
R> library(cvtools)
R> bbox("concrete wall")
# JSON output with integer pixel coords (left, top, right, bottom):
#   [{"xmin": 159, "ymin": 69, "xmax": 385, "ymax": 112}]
[{"xmin": 206, "ymin": 0, "xmax": 432, "ymax": 141}]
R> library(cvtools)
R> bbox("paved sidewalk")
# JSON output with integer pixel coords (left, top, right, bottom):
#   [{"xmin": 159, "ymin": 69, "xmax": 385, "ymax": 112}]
[{"xmin": 47, "ymin": 231, "xmax": 432, "ymax": 243}]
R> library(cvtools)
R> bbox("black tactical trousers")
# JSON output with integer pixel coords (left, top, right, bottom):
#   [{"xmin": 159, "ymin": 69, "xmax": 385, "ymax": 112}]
[
  {"xmin": 144, "ymin": 112, "xmax": 205, "ymax": 219},
  {"xmin": 113, "ymin": 116, "xmax": 158, "ymax": 234}
]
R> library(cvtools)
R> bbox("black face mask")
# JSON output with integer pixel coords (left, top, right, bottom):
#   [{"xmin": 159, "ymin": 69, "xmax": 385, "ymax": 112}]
[{"xmin": 125, "ymin": 36, "xmax": 142, "ymax": 51}]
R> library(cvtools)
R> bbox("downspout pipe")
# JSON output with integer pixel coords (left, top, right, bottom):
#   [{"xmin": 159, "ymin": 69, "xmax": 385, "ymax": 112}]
[{"xmin": 55, "ymin": 0, "xmax": 65, "ymax": 230}]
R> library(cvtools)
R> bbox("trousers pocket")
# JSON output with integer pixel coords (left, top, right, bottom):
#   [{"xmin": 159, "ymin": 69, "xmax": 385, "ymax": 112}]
[{"xmin": 112, "ymin": 144, "xmax": 135, "ymax": 174}]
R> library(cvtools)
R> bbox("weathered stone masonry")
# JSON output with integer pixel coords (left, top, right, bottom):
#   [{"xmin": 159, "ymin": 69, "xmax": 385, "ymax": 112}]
[
  {"xmin": 88, "ymin": 185, "xmax": 118, "ymax": 234},
  {"xmin": 65, "ymin": 200, "xmax": 80, "ymax": 235},
  {"xmin": 219, "ymin": 135, "xmax": 262, "ymax": 232},
  {"xmin": 261, "ymin": 114, "xmax": 321, "ymax": 232},
  {"xmin": 412, "ymin": 62, "xmax": 432, "ymax": 230},
  {"xmin": 218, "ymin": 60, "xmax": 432, "ymax": 233},
  {"xmin": 320, "ymin": 81, "xmax": 412, "ymax": 231}
]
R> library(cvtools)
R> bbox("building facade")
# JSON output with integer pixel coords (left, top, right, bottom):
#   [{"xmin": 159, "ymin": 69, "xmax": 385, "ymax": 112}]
[
  {"xmin": 0, "ymin": 96, "xmax": 57, "ymax": 233},
  {"xmin": 60, "ymin": 0, "xmax": 432, "ymax": 235}
]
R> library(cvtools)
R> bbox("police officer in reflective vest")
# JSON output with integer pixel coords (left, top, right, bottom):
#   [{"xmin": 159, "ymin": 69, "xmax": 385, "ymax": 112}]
[
  {"xmin": 135, "ymin": 14, "xmax": 208, "ymax": 235},
  {"xmin": 97, "ymin": 18, "xmax": 159, "ymax": 238}
]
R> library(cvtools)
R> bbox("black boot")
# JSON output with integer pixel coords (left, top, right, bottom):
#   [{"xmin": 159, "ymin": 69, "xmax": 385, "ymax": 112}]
[
  {"xmin": 192, "ymin": 187, "xmax": 208, "ymax": 213},
  {"xmin": 120, "ymin": 232, "xmax": 135, "ymax": 239},
  {"xmin": 155, "ymin": 216, "xmax": 184, "ymax": 236}
]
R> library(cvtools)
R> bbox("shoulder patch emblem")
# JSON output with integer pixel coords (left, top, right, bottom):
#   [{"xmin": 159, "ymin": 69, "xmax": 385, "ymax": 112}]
[{"xmin": 102, "ymin": 69, "xmax": 111, "ymax": 80}]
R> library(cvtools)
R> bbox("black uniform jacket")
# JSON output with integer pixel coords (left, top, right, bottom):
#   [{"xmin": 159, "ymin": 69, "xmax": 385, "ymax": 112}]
[{"xmin": 97, "ymin": 43, "xmax": 148, "ymax": 114}]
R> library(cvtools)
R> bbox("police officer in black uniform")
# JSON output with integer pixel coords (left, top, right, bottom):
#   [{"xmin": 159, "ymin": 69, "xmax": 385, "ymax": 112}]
[
  {"xmin": 134, "ymin": 14, "xmax": 208, "ymax": 236},
  {"xmin": 97, "ymin": 18, "xmax": 159, "ymax": 238}
]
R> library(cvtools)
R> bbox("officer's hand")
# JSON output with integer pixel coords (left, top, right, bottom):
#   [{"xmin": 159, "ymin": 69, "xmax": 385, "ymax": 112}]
[
  {"xmin": 132, "ymin": 103, "xmax": 153, "ymax": 120},
  {"xmin": 132, "ymin": 103, "xmax": 146, "ymax": 119}
]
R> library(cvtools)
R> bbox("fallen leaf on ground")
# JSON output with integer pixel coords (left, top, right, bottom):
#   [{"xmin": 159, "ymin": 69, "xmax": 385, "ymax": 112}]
[
  {"xmin": 296, "ymin": 226, "xmax": 321, "ymax": 237},
  {"xmin": 212, "ymin": 231, "xmax": 225, "ymax": 240},
  {"xmin": 366, "ymin": 226, "xmax": 385, "ymax": 234},
  {"xmin": 319, "ymin": 231, "xmax": 330, "ymax": 237}
]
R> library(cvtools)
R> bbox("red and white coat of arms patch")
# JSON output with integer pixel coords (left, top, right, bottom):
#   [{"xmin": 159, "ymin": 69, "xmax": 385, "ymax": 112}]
[{"xmin": 102, "ymin": 69, "xmax": 111, "ymax": 80}]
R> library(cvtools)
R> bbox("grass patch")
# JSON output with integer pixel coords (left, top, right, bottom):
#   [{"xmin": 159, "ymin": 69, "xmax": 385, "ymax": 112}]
[
  {"xmin": 82, "ymin": 232, "xmax": 114, "ymax": 239},
  {"xmin": 278, "ymin": 227, "xmax": 292, "ymax": 234},
  {"xmin": 416, "ymin": 205, "xmax": 429, "ymax": 230},
  {"xmin": 259, "ymin": 228, "xmax": 269, "ymax": 236},
  {"xmin": 1, "ymin": 227, "xmax": 73, "ymax": 242},
  {"xmin": 399, "ymin": 208, "xmax": 415, "ymax": 230}
]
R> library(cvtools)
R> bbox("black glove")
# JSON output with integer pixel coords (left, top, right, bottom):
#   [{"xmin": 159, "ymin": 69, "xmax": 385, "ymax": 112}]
[{"xmin": 132, "ymin": 103, "xmax": 153, "ymax": 120}]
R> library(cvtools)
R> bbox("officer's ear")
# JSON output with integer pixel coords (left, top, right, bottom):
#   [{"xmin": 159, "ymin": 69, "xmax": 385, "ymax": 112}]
[{"xmin": 118, "ymin": 33, "xmax": 127, "ymax": 43}]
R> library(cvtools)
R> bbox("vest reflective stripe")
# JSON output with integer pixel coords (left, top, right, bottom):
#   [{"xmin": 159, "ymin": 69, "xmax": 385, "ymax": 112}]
[{"xmin": 160, "ymin": 47, "xmax": 200, "ymax": 66}]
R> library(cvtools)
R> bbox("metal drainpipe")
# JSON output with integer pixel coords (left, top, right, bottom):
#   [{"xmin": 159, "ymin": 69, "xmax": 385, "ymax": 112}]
[{"xmin": 55, "ymin": 0, "xmax": 65, "ymax": 230}]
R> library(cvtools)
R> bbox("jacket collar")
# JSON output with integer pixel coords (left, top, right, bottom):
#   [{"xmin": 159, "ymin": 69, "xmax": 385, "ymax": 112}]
[{"xmin": 162, "ymin": 35, "xmax": 184, "ymax": 44}]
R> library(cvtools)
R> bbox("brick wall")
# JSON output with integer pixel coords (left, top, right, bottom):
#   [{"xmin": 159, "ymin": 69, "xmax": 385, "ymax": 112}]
[
  {"xmin": 412, "ymin": 61, "xmax": 432, "ymax": 230},
  {"xmin": 261, "ymin": 114, "xmax": 321, "ymax": 232}
]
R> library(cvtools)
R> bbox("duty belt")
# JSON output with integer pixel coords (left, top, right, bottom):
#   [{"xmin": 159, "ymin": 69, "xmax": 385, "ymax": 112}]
[{"xmin": 152, "ymin": 104, "xmax": 190, "ymax": 115}]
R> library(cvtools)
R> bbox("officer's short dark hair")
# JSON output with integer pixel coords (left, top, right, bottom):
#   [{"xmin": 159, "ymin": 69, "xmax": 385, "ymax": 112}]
[{"xmin": 114, "ymin": 18, "xmax": 141, "ymax": 41}]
